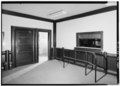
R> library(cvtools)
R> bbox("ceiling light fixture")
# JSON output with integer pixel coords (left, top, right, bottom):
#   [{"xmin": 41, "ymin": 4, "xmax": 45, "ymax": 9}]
[{"xmin": 48, "ymin": 10, "xmax": 67, "ymax": 18}]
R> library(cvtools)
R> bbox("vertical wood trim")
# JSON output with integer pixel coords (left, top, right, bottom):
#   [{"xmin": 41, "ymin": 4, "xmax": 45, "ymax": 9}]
[
  {"xmin": 33, "ymin": 29, "xmax": 35, "ymax": 63},
  {"xmin": 48, "ymin": 30, "xmax": 51, "ymax": 60},
  {"xmin": 76, "ymin": 33, "xmax": 78, "ymax": 47},
  {"xmin": 101, "ymin": 31, "xmax": 103, "ymax": 51},
  {"xmin": 11, "ymin": 26, "xmax": 16, "ymax": 67},
  {"xmin": 117, "ymin": 2, "xmax": 119, "ymax": 56},
  {"xmin": 53, "ymin": 22, "xmax": 56, "ymax": 59},
  {"xmin": 35, "ymin": 29, "xmax": 39, "ymax": 63},
  {"xmin": 117, "ymin": 1, "xmax": 119, "ymax": 84}
]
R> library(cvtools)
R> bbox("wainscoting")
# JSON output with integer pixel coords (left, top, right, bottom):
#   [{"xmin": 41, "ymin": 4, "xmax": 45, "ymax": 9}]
[
  {"xmin": 55, "ymin": 47, "xmax": 117, "ymax": 75},
  {"xmin": 2, "ymin": 47, "xmax": 117, "ymax": 75}
]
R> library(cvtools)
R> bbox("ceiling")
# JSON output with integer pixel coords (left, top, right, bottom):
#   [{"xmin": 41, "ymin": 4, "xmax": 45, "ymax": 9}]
[{"xmin": 2, "ymin": 2, "xmax": 117, "ymax": 20}]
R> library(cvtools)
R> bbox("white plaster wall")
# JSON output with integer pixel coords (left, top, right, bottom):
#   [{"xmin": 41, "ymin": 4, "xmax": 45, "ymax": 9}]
[
  {"xmin": 57, "ymin": 10, "xmax": 117, "ymax": 54},
  {"xmin": 2, "ymin": 14, "xmax": 53, "ymax": 51}
]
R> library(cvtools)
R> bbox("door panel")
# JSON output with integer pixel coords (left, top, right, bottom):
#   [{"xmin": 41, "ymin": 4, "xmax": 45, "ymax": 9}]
[
  {"xmin": 11, "ymin": 26, "xmax": 51, "ymax": 67},
  {"xmin": 15, "ymin": 28, "xmax": 34, "ymax": 66}
]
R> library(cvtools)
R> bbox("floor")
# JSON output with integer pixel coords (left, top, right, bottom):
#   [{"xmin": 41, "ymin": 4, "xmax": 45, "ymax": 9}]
[
  {"xmin": 2, "ymin": 56, "xmax": 48, "ymax": 84},
  {"xmin": 2, "ymin": 59, "xmax": 117, "ymax": 84},
  {"xmin": 39, "ymin": 55, "xmax": 48, "ymax": 63},
  {"xmin": 2, "ymin": 64, "xmax": 33, "ymax": 77}
]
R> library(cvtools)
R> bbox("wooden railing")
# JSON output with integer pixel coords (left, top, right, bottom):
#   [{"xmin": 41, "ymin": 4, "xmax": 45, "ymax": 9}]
[
  {"xmin": 56, "ymin": 47, "xmax": 118, "ymax": 83},
  {"xmin": 2, "ymin": 50, "xmax": 12, "ymax": 70}
]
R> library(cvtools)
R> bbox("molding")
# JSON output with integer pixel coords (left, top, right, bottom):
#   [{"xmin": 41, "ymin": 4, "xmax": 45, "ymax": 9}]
[
  {"xmin": 117, "ymin": 2, "xmax": 119, "ymax": 57},
  {"xmin": 53, "ymin": 22, "xmax": 56, "ymax": 59},
  {"xmin": 56, "ymin": 6, "xmax": 117, "ymax": 22},
  {"xmin": 2, "ymin": 6, "xmax": 116, "ymax": 23},
  {"xmin": 2, "ymin": 9, "xmax": 54, "ymax": 23},
  {"xmin": 2, "ymin": 1, "xmax": 107, "ymax": 4},
  {"xmin": 116, "ymin": 2, "xmax": 119, "ymax": 84}
]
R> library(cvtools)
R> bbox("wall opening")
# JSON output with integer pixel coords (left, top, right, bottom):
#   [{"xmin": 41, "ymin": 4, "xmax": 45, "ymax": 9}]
[{"xmin": 38, "ymin": 32, "xmax": 48, "ymax": 63}]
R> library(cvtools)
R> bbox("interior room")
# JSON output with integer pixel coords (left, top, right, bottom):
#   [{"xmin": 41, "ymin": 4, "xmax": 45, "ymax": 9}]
[{"xmin": 1, "ymin": 1, "xmax": 119, "ymax": 85}]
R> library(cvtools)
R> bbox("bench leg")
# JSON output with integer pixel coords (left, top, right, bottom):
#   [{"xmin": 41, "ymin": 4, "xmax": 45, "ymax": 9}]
[
  {"xmin": 85, "ymin": 63, "xmax": 87, "ymax": 75},
  {"xmin": 95, "ymin": 65, "xmax": 97, "ymax": 83}
]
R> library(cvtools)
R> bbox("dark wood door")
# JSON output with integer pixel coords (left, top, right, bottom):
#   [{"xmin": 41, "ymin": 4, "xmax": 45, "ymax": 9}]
[{"xmin": 14, "ymin": 28, "xmax": 34, "ymax": 66}]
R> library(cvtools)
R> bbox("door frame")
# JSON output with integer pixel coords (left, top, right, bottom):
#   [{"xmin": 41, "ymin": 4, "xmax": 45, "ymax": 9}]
[
  {"xmin": 11, "ymin": 26, "xmax": 35, "ymax": 67},
  {"xmin": 36, "ymin": 29, "xmax": 51, "ymax": 62},
  {"xmin": 11, "ymin": 26, "xmax": 51, "ymax": 67}
]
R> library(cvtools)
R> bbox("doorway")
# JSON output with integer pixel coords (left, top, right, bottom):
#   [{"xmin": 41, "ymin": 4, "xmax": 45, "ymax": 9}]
[
  {"xmin": 38, "ymin": 32, "xmax": 48, "ymax": 63},
  {"xmin": 37, "ymin": 29, "xmax": 51, "ymax": 63},
  {"xmin": 11, "ymin": 26, "xmax": 36, "ymax": 67},
  {"xmin": 11, "ymin": 26, "xmax": 51, "ymax": 68}
]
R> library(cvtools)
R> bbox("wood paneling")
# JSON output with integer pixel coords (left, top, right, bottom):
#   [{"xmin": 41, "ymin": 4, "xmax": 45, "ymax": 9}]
[
  {"xmin": 50, "ymin": 48, "xmax": 53, "ymax": 58},
  {"xmin": 107, "ymin": 55, "xmax": 117, "ymax": 71},
  {"xmin": 75, "ymin": 47, "xmax": 101, "ymax": 53},
  {"xmin": 53, "ymin": 22, "xmax": 56, "ymax": 59},
  {"xmin": 15, "ymin": 28, "xmax": 34, "ymax": 66},
  {"xmin": 56, "ymin": 48, "xmax": 63, "ymax": 60}
]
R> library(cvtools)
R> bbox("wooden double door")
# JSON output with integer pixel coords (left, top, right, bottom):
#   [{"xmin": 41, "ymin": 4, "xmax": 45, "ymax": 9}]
[{"xmin": 11, "ymin": 26, "xmax": 51, "ymax": 67}]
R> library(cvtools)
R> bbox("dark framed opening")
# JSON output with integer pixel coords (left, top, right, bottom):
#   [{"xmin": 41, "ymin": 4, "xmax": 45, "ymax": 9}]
[
  {"xmin": 36, "ymin": 29, "xmax": 51, "ymax": 63},
  {"xmin": 76, "ymin": 31, "xmax": 103, "ymax": 50},
  {"xmin": 11, "ymin": 26, "xmax": 51, "ymax": 68}
]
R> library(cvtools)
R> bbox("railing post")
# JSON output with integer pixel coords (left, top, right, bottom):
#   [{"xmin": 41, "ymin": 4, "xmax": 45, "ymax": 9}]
[
  {"xmin": 94, "ymin": 52, "xmax": 97, "ymax": 83},
  {"xmin": 74, "ymin": 48, "xmax": 76, "ymax": 64},
  {"xmin": 62, "ymin": 47, "xmax": 65, "ymax": 68},
  {"xmin": 5, "ymin": 50, "xmax": 9, "ymax": 70},
  {"xmin": 85, "ymin": 51, "xmax": 87, "ymax": 75},
  {"xmin": 104, "ymin": 52, "xmax": 108, "ymax": 74},
  {"xmin": 3, "ymin": 50, "xmax": 12, "ymax": 70}
]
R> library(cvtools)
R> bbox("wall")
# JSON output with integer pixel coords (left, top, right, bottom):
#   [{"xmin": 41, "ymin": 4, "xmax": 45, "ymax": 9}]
[
  {"xmin": 57, "ymin": 10, "xmax": 117, "ymax": 54},
  {"xmin": 2, "ymin": 14, "xmax": 53, "ymax": 51}
]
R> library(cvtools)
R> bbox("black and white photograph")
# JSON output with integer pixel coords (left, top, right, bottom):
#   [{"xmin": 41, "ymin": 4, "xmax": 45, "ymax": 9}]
[{"xmin": 1, "ymin": 0, "xmax": 119, "ymax": 85}]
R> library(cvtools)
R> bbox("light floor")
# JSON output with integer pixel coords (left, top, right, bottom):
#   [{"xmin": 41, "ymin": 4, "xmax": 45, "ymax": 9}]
[
  {"xmin": 2, "ymin": 56, "xmax": 48, "ymax": 83},
  {"xmin": 2, "ymin": 59, "xmax": 117, "ymax": 84}
]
